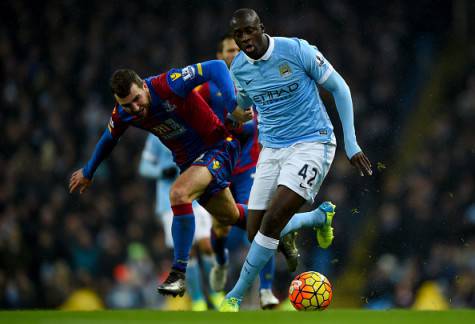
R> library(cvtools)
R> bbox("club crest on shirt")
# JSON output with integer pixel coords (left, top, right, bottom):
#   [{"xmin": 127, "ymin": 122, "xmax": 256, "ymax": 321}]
[
  {"xmin": 279, "ymin": 63, "xmax": 292, "ymax": 77},
  {"xmin": 212, "ymin": 160, "xmax": 221, "ymax": 170},
  {"xmin": 170, "ymin": 72, "xmax": 181, "ymax": 81}
]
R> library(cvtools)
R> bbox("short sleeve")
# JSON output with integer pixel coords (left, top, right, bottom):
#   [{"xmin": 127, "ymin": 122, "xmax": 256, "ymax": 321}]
[{"xmin": 296, "ymin": 39, "xmax": 334, "ymax": 84}]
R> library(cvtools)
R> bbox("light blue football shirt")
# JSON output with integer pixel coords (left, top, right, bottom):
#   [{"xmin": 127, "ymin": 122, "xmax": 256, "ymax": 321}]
[
  {"xmin": 139, "ymin": 134, "xmax": 176, "ymax": 215},
  {"xmin": 230, "ymin": 35, "xmax": 336, "ymax": 148}
]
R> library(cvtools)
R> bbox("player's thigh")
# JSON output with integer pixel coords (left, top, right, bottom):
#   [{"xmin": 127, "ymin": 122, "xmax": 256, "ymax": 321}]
[
  {"xmin": 248, "ymin": 148, "xmax": 281, "ymax": 210},
  {"xmin": 204, "ymin": 187, "xmax": 239, "ymax": 225},
  {"xmin": 278, "ymin": 141, "xmax": 336, "ymax": 202},
  {"xmin": 170, "ymin": 165, "xmax": 213, "ymax": 202},
  {"xmin": 260, "ymin": 185, "xmax": 306, "ymax": 238}
]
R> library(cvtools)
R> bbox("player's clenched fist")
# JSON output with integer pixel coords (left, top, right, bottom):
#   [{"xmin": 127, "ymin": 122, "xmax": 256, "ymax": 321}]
[
  {"xmin": 69, "ymin": 169, "xmax": 92, "ymax": 194},
  {"xmin": 231, "ymin": 106, "xmax": 254, "ymax": 122}
]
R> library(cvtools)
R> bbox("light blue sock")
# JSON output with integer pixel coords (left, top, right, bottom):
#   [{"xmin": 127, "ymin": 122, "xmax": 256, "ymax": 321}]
[
  {"xmin": 259, "ymin": 255, "xmax": 275, "ymax": 290},
  {"xmin": 186, "ymin": 258, "xmax": 205, "ymax": 302},
  {"xmin": 280, "ymin": 208, "xmax": 326, "ymax": 238},
  {"xmin": 201, "ymin": 254, "xmax": 215, "ymax": 292},
  {"xmin": 226, "ymin": 232, "xmax": 278, "ymax": 300},
  {"xmin": 201, "ymin": 254, "xmax": 214, "ymax": 277}
]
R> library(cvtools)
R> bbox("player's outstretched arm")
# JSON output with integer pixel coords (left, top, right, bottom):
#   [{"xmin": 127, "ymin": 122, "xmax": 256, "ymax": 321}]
[
  {"xmin": 69, "ymin": 168, "xmax": 92, "ymax": 194},
  {"xmin": 69, "ymin": 128, "xmax": 119, "ymax": 195},
  {"xmin": 322, "ymin": 71, "xmax": 372, "ymax": 176}
]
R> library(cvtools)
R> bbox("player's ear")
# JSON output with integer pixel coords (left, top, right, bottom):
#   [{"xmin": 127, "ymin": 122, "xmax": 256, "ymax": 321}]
[
  {"xmin": 216, "ymin": 51, "xmax": 223, "ymax": 60},
  {"xmin": 143, "ymin": 81, "xmax": 148, "ymax": 90},
  {"xmin": 260, "ymin": 23, "xmax": 265, "ymax": 33}
]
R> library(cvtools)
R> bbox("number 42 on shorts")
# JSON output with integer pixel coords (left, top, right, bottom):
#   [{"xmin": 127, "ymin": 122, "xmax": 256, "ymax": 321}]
[{"xmin": 298, "ymin": 164, "xmax": 318, "ymax": 188}]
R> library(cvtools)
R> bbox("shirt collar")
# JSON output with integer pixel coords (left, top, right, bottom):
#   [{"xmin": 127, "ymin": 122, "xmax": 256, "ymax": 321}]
[{"xmin": 244, "ymin": 34, "xmax": 274, "ymax": 64}]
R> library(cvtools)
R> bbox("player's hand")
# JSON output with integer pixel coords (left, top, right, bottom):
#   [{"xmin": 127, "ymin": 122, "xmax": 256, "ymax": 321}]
[
  {"xmin": 69, "ymin": 169, "xmax": 92, "ymax": 194},
  {"xmin": 231, "ymin": 106, "xmax": 253, "ymax": 122},
  {"xmin": 161, "ymin": 166, "xmax": 179, "ymax": 180},
  {"xmin": 224, "ymin": 117, "xmax": 243, "ymax": 133},
  {"xmin": 350, "ymin": 151, "xmax": 372, "ymax": 176}
]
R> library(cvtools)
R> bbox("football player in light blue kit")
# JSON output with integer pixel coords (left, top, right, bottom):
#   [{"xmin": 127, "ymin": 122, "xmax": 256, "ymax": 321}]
[{"xmin": 220, "ymin": 9, "xmax": 372, "ymax": 311}]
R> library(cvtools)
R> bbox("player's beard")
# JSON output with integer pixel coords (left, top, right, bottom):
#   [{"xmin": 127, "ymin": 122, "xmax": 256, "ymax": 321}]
[
  {"xmin": 142, "ymin": 104, "xmax": 151, "ymax": 118},
  {"xmin": 136, "ymin": 104, "xmax": 150, "ymax": 119}
]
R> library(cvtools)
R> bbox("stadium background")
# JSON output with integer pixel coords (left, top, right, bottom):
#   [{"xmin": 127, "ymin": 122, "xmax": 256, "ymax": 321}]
[{"xmin": 0, "ymin": 0, "xmax": 474, "ymax": 311}]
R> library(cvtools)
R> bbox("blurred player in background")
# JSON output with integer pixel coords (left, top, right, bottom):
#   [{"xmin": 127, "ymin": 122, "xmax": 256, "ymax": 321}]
[
  {"xmin": 194, "ymin": 35, "xmax": 279, "ymax": 309},
  {"xmin": 139, "ymin": 134, "xmax": 224, "ymax": 310},
  {"xmin": 220, "ymin": 9, "xmax": 372, "ymax": 311},
  {"xmin": 69, "ymin": 59, "xmax": 253, "ymax": 297}
]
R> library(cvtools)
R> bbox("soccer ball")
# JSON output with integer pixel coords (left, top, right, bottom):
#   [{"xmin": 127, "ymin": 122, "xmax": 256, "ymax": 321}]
[{"xmin": 288, "ymin": 271, "xmax": 333, "ymax": 311}]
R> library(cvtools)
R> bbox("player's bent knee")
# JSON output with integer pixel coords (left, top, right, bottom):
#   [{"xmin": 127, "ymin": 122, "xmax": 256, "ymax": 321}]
[{"xmin": 169, "ymin": 185, "xmax": 192, "ymax": 205}]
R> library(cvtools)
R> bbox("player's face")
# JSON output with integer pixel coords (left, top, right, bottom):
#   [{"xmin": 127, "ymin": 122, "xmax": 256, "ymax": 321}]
[
  {"xmin": 115, "ymin": 82, "xmax": 151, "ymax": 119},
  {"xmin": 220, "ymin": 38, "xmax": 240, "ymax": 68},
  {"xmin": 231, "ymin": 17, "xmax": 266, "ymax": 59}
]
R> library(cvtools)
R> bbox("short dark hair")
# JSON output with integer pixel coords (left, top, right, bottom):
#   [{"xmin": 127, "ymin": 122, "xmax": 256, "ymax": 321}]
[
  {"xmin": 110, "ymin": 69, "xmax": 143, "ymax": 98},
  {"xmin": 217, "ymin": 33, "xmax": 234, "ymax": 53},
  {"xmin": 230, "ymin": 8, "xmax": 260, "ymax": 26}
]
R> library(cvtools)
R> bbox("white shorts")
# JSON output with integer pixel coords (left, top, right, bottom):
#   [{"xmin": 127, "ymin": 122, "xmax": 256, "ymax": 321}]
[
  {"xmin": 161, "ymin": 202, "xmax": 212, "ymax": 248},
  {"xmin": 248, "ymin": 141, "xmax": 336, "ymax": 210}
]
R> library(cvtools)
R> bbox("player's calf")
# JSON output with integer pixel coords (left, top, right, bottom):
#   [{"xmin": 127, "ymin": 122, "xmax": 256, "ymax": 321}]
[{"xmin": 204, "ymin": 188, "xmax": 247, "ymax": 228}]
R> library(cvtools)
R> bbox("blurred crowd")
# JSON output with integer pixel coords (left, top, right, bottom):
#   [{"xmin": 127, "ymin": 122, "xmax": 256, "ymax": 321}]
[
  {"xmin": 365, "ymin": 65, "xmax": 475, "ymax": 309},
  {"xmin": 1, "ymin": 0, "xmax": 469, "ymax": 310}
]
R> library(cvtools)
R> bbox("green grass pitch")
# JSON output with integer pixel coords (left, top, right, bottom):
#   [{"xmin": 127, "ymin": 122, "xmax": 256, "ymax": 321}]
[{"xmin": 0, "ymin": 310, "xmax": 474, "ymax": 324}]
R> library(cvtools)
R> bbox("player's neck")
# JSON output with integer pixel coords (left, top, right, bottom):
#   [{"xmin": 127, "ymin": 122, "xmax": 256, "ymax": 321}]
[
  {"xmin": 146, "ymin": 89, "xmax": 152, "ymax": 102},
  {"xmin": 252, "ymin": 35, "xmax": 269, "ymax": 60}
]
